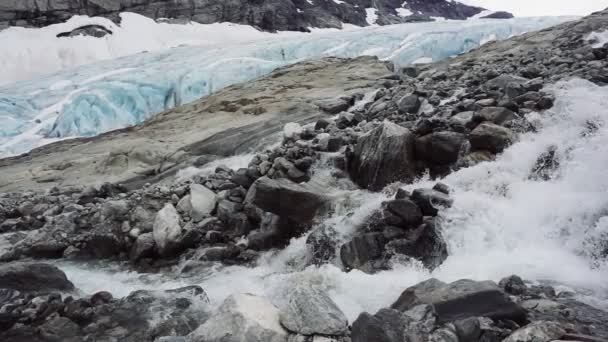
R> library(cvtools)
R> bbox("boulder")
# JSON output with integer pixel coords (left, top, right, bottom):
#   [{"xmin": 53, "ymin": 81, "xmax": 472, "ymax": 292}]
[
  {"xmin": 245, "ymin": 177, "xmax": 329, "ymax": 222},
  {"xmin": 189, "ymin": 184, "xmax": 217, "ymax": 222},
  {"xmin": 414, "ymin": 131, "xmax": 467, "ymax": 165},
  {"xmin": 279, "ymin": 285, "xmax": 348, "ymax": 335},
  {"xmin": 130, "ymin": 232, "xmax": 156, "ymax": 261},
  {"xmin": 391, "ymin": 279, "xmax": 527, "ymax": 324},
  {"xmin": 0, "ymin": 262, "xmax": 74, "ymax": 292},
  {"xmin": 473, "ymin": 107, "xmax": 519, "ymax": 126},
  {"xmin": 346, "ymin": 121, "xmax": 417, "ymax": 191},
  {"xmin": 340, "ymin": 233, "xmax": 385, "ymax": 272},
  {"xmin": 410, "ymin": 188, "xmax": 453, "ymax": 216},
  {"xmin": 153, "ymin": 203, "xmax": 182, "ymax": 256},
  {"xmin": 383, "ymin": 199, "xmax": 424, "ymax": 228},
  {"xmin": 386, "ymin": 218, "xmax": 448, "ymax": 269},
  {"xmin": 503, "ymin": 321, "xmax": 565, "ymax": 342},
  {"xmin": 351, "ymin": 305, "xmax": 436, "ymax": 342},
  {"xmin": 469, "ymin": 122, "xmax": 514, "ymax": 153},
  {"xmin": 56, "ymin": 24, "xmax": 113, "ymax": 38},
  {"xmin": 187, "ymin": 293, "xmax": 287, "ymax": 342},
  {"xmin": 398, "ymin": 94, "xmax": 421, "ymax": 114}
]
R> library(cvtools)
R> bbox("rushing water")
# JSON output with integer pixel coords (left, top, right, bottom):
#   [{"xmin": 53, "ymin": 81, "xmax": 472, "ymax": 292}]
[{"xmin": 59, "ymin": 78, "xmax": 608, "ymax": 322}]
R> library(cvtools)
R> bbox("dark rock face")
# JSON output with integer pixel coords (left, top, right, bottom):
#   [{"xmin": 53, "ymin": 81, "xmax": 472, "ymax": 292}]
[
  {"xmin": 0, "ymin": 0, "xmax": 496, "ymax": 32},
  {"xmin": 0, "ymin": 262, "xmax": 74, "ymax": 292},
  {"xmin": 244, "ymin": 177, "xmax": 329, "ymax": 222},
  {"xmin": 346, "ymin": 121, "xmax": 417, "ymax": 191},
  {"xmin": 482, "ymin": 11, "xmax": 514, "ymax": 19},
  {"xmin": 390, "ymin": 279, "xmax": 527, "ymax": 324},
  {"xmin": 56, "ymin": 24, "xmax": 113, "ymax": 38}
]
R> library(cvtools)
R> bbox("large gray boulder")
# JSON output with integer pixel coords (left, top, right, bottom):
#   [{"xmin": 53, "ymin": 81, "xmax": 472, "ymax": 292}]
[
  {"xmin": 245, "ymin": 177, "xmax": 329, "ymax": 222},
  {"xmin": 0, "ymin": 262, "xmax": 74, "ymax": 292},
  {"xmin": 469, "ymin": 122, "xmax": 515, "ymax": 153},
  {"xmin": 503, "ymin": 321, "xmax": 566, "ymax": 342},
  {"xmin": 187, "ymin": 293, "xmax": 288, "ymax": 342},
  {"xmin": 279, "ymin": 285, "xmax": 348, "ymax": 336},
  {"xmin": 414, "ymin": 131, "xmax": 467, "ymax": 166},
  {"xmin": 391, "ymin": 279, "xmax": 527, "ymax": 324},
  {"xmin": 346, "ymin": 121, "xmax": 417, "ymax": 191},
  {"xmin": 153, "ymin": 203, "xmax": 182, "ymax": 256},
  {"xmin": 189, "ymin": 184, "xmax": 217, "ymax": 222}
]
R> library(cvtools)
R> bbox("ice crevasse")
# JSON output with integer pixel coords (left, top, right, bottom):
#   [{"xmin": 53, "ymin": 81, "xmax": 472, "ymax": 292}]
[{"xmin": 0, "ymin": 15, "xmax": 573, "ymax": 157}]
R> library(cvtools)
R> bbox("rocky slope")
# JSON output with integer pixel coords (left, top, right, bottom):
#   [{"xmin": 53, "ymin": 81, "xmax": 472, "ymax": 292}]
[
  {"xmin": 0, "ymin": 0, "xmax": 507, "ymax": 32},
  {"xmin": 0, "ymin": 7, "xmax": 607, "ymax": 342}
]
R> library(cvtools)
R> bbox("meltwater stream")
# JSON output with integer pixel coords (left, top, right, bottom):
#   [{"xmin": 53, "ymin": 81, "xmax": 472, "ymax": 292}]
[
  {"xmin": 58, "ymin": 78, "xmax": 608, "ymax": 322},
  {"xmin": 0, "ymin": 15, "xmax": 572, "ymax": 157}
]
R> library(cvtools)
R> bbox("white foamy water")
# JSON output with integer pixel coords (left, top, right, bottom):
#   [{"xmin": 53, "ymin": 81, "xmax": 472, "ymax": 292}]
[{"xmin": 61, "ymin": 78, "xmax": 608, "ymax": 322}]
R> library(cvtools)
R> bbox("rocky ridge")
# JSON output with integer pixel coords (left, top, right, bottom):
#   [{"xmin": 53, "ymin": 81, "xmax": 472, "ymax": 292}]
[
  {"xmin": 0, "ymin": 0, "xmax": 509, "ymax": 32},
  {"xmin": 1, "ymin": 7, "xmax": 608, "ymax": 342}
]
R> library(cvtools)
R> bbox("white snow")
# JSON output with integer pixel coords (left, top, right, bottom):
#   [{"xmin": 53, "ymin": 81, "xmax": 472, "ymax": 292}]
[
  {"xmin": 332, "ymin": 0, "xmax": 345, "ymax": 4},
  {"xmin": 412, "ymin": 57, "xmax": 433, "ymax": 64},
  {"xmin": 586, "ymin": 30, "xmax": 608, "ymax": 48},
  {"xmin": 365, "ymin": 8, "xmax": 379, "ymax": 25},
  {"xmin": 0, "ymin": 13, "xmax": 326, "ymax": 86},
  {"xmin": 396, "ymin": 8, "xmax": 414, "ymax": 17},
  {"xmin": 468, "ymin": 10, "xmax": 495, "ymax": 19},
  {"xmin": 0, "ymin": 15, "xmax": 572, "ymax": 157}
]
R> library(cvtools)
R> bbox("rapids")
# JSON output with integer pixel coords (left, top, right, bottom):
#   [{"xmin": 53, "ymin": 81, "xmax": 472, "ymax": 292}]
[{"xmin": 57, "ymin": 78, "xmax": 608, "ymax": 322}]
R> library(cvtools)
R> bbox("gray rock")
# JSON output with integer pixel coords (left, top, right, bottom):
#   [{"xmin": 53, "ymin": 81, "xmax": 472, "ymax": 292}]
[
  {"xmin": 503, "ymin": 321, "xmax": 566, "ymax": 342},
  {"xmin": 153, "ymin": 203, "xmax": 182, "ymax": 256},
  {"xmin": 469, "ymin": 122, "xmax": 515, "ymax": 153},
  {"xmin": 398, "ymin": 94, "xmax": 422, "ymax": 114},
  {"xmin": 187, "ymin": 293, "xmax": 287, "ymax": 342},
  {"xmin": 346, "ymin": 121, "xmax": 417, "ymax": 191},
  {"xmin": 279, "ymin": 285, "xmax": 348, "ymax": 335},
  {"xmin": 410, "ymin": 188, "xmax": 453, "ymax": 216},
  {"xmin": 130, "ymin": 232, "xmax": 156, "ymax": 261},
  {"xmin": 245, "ymin": 177, "xmax": 328, "ymax": 222},
  {"xmin": 57, "ymin": 24, "xmax": 112, "ymax": 38},
  {"xmin": 189, "ymin": 184, "xmax": 217, "ymax": 222},
  {"xmin": 340, "ymin": 233, "xmax": 385, "ymax": 272},
  {"xmin": 0, "ymin": 262, "xmax": 74, "ymax": 292},
  {"xmin": 415, "ymin": 131, "xmax": 467, "ymax": 165},
  {"xmin": 384, "ymin": 199, "xmax": 423, "ymax": 228},
  {"xmin": 473, "ymin": 107, "xmax": 519, "ymax": 126},
  {"xmin": 391, "ymin": 278, "xmax": 527, "ymax": 324}
]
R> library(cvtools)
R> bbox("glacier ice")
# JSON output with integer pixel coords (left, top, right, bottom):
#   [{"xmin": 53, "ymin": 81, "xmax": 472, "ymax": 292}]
[{"xmin": 0, "ymin": 15, "xmax": 573, "ymax": 157}]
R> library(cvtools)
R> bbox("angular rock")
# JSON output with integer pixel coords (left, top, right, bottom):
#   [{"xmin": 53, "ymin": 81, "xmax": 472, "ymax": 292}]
[
  {"xmin": 410, "ymin": 188, "xmax": 453, "ymax": 216},
  {"xmin": 279, "ymin": 285, "xmax": 348, "ymax": 336},
  {"xmin": 415, "ymin": 131, "xmax": 467, "ymax": 165},
  {"xmin": 245, "ymin": 177, "xmax": 328, "ymax": 222},
  {"xmin": 386, "ymin": 219, "xmax": 448, "ymax": 269},
  {"xmin": 130, "ymin": 232, "xmax": 156, "ymax": 261},
  {"xmin": 187, "ymin": 293, "xmax": 287, "ymax": 342},
  {"xmin": 503, "ymin": 321, "xmax": 565, "ymax": 342},
  {"xmin": 189, "ymin": 184, "xmax": 217, "ymax": 222},
  {"xmin": 0, "ymin": 262, "xmax": 74, "ymax": 292},
  {"xmin": 469, "ymin": 122, "xmax": 514, "ymax": 153},
  {"xmin": 391, "ymin": 279, "xmax": 526, "ymax": 324},
  {"xmin": 398, "ymin": 94, "xmax": 422, "ymax": 114},
  {"xmin": 473, "ymin": 107, "xmax": 519, "ymax": 126},
  {"xmin": 346, "ymin": 121, "xmax": 416, "ymax": 191},
  {"xmin": 153, "ymin": 203, "xmax": 183, "ymax": 256},
  {"xmin": 384, "ymin": 199, "xmax": 423, "ymax": 228},
  {"xmin": 340, "ymin": 233, "xmax": 385, "ymax": 271}
]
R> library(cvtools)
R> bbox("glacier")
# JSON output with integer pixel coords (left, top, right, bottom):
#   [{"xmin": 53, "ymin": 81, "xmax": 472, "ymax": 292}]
[{"xmin": 0, "ymin": 15, "xmax": 573, "ymax": 157}]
